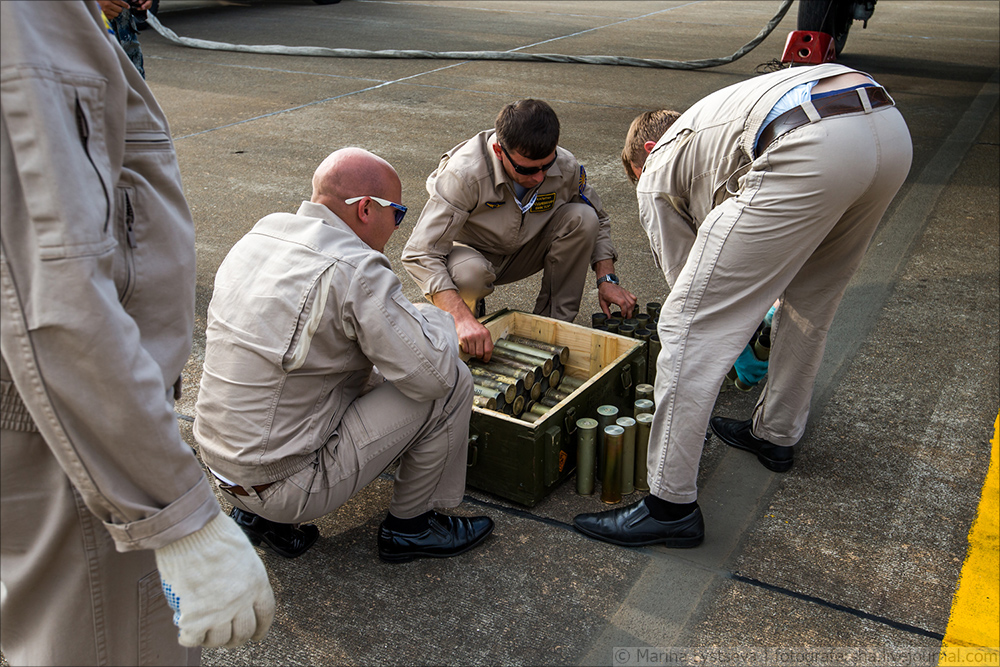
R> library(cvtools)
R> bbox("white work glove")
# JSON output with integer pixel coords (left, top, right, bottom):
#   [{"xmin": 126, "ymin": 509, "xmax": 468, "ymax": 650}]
[{"xmin": 154, "ymin": 510, "xmax": 276, "ymax": 648}]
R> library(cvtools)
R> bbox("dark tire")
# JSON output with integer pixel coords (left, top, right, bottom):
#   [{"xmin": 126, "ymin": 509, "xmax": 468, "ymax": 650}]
[
  {"xmin": 312, "ymin": 0, "xmax": 342, "ymax": 4},
  {"xmin": 797, "ymin": 0, "xmax": 853, "ymax": 56}
]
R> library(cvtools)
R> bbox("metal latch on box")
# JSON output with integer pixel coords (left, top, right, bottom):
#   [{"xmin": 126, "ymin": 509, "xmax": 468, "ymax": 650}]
[
  {"xmin": 619, "ymin": 363, "xmax": 633, "ymax": 395},
  {"xmin": 467, "ymin": 434, "xmax": 479, "ymax": 467}
]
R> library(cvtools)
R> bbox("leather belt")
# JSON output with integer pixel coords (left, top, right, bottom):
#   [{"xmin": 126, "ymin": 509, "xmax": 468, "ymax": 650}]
[
  {"xmin": 755, "ymin": 86, "xmax": 892, "ymax": 155},
  {"xmin": 218, "ymin": 481, "xmax": 274, "ymax": 497}
]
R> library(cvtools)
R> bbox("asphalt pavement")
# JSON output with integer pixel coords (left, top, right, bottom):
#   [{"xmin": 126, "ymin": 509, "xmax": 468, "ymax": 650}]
[{"xmin": 89, "ymin": 1, "xmax": 1000, "ymax": 665}]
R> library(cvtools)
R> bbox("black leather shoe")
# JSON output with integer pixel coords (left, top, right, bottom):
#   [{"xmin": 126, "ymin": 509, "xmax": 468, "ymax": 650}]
[
  {"xmin": 230, "ymin": 507, "xmax": 319, "ymax": 559},
  {"xmin": 377, "ymin": 512, "xmax": 494, "ymax": 563},
  {"xmin": 573, "ymin": 500, "xmax": 704, "ymax": 548},
  {"xmin": 710, "ymin": 417, "xmax": 794, "ymax": 472}
]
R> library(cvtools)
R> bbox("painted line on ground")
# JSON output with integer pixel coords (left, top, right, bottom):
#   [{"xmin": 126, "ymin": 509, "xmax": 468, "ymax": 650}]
[{"xmin": 939, "ymin": 414, "xmax": 1000, "ymax": 665}]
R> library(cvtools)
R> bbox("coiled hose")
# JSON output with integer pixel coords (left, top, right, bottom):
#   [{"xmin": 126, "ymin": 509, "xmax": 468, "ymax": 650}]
[{"xmin": 146, "ymin": 0, "xmax": 793, "ymax": 70}]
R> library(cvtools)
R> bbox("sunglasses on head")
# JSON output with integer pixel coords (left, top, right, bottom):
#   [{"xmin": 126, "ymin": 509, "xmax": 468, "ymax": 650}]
[
  {"xmin": 500, "ymin": 144, "xmax": 557, "ymax": 176},
  {"xmin": 344, "ymin": 196, "xmax": 407, "ymax": 227}
]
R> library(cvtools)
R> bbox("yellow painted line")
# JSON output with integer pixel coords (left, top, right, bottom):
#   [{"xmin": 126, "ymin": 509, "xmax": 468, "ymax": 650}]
[{"xmin": 939, "ymin": 414, "xmax": 1000, "ymax": 666}]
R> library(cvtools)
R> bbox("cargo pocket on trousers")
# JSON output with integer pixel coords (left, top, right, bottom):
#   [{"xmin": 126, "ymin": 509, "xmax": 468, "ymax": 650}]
[{"xmin": 137, "ymin": 570, "xmax": 176, "ymax": 666}]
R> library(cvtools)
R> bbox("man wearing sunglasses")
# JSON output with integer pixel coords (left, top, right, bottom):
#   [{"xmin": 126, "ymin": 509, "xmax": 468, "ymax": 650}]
[
  {"xmin": 195, "ymin": 148, "xmax": 494, "ymax": 564},
  {"xmin": 403, "ymin": 99, "xmax": 636, "ymax": 361}
]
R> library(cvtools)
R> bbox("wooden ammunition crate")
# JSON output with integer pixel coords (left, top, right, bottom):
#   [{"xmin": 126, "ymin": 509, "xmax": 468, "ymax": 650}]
[{"xmin": 465, "ymin": 310, "xmax": 647, "ymax": 506}]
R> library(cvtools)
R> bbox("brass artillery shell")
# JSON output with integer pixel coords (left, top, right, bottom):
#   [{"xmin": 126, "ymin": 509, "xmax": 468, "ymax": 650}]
[
  {"xmin": 618, "ymin": 324, "xmax": 635, "ymax": 338},
  {"xmin": 530, "ymin": 382, "xmax": 542, "ymax": 401},
  {"xmin": 490, "ymin": 346, "xmax": 551, "ymax": 377},
  {"xmin": 595, "ymin": 405, "xmax": 619, "ymax": 482},
  {"xmin": 559, "ymin": 375, "xmax": 585, "ymax": 391},
  {"xmin": 575, "ymin": 417, "xmax": 598, "ymax": 495},
  {"xmin": 648, "ymin": 333, "xmax": 661, "ymax": 385},
  {"xmin": 753, "ymin": 325, "xmax": 771, "ymax": 361},
  {"xmin": 472, "ymin": 375, "xmax": 517, "ymax": 404},
  {"xmin": 547, "ymin": 368, "xmax": 561, "ymax": 389},
  {"xmin": 617, "ymin": 416, "xmax": 636, "ymax": 495},
  {"xmin": 472, "ymin": 394, "xmax": 497, "ymax": 410},
  {"xmin": 540, "ymin": 394, "xmax": 562, "ymax": 408},
  {"xmin": 506, "ymin": 335, "xmax": 571, "ymax": 365},
  {"xmin": 469, "ymin": 364, "xmax": 524, "ymax": 396},
  {"xmin": 471, "ymin": 358, "xmax": 533, "ymax": 390},
  {"xmin": 601, "ymin": 425, "xmax": 624, "ymax": 504},
  {"xmin": 634, "ymin": 398, "xmax": 655, "ymax": 417},
  {"xmin": 530, "ymin": 402, "xmax": 551, "ymax": 417},
  {"xmin": 494, "ymin": 338, "xmax": 557, "ymax": 367},
  {"xmin": 635, "ymin": 383, "xmax": 654, "ymax": 402},
  {"xmin": 510, "ymin": 394, "xmax": 525, "ymax": 416},
  {"xmin": 547, "ymin": 386, "xmax": 571, "ymax": 400},
  {"xmin": 522, "ymin": 411, "xmax": 542, "ymax": 423},
  {"xmin": 605, "ymin": 318, "xmax": 621, "ymax": 334}
]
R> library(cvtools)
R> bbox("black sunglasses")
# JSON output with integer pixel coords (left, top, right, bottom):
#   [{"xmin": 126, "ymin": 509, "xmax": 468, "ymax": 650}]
[{"xmin": 500, "ymin": 144, "xmax": 557, "ymax": 176}]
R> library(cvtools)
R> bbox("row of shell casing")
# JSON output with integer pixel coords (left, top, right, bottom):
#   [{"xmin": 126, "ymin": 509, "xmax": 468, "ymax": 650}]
[
  {"xmin": 467, "ymin": 335, "xmax": 574, "ymax": 421},
  {"xmin": 576, "ymin": 384, "xmax": 656, "ymax": 504}
]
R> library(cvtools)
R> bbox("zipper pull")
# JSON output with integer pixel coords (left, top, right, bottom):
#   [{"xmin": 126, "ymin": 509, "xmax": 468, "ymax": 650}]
[
  {"xmin": 125, "ymin": 195, "xmax": 137, "ymax": 248},
  {"xmin": 75, "ymin": 97, "xmax": 89, "ymax": 143}
]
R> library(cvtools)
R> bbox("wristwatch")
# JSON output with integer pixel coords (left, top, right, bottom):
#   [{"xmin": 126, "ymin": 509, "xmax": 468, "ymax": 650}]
[{"xmin": 596, "ymin": 273, "xmax": 619, "ymax": 288}]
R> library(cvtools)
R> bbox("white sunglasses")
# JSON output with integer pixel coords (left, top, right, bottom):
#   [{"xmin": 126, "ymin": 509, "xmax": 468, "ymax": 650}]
[{"xmin": 344, "ymin": 196, "xmax": 407, "ymax": 227}]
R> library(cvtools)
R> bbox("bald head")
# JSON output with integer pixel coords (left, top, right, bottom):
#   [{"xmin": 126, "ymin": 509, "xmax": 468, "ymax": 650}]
[
  {"xmin": 311, "ymin": 148, "xmax": 402, "ymax": 253},
  {"xmin": 311, "ymin": 147, "xmax": 399, "ymax": 210}
]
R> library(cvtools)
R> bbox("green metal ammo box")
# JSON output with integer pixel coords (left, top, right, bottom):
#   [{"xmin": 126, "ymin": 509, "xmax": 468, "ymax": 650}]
[{"xmin": 465, "ymin": 310, "xmax": 647, "ymax": 506}]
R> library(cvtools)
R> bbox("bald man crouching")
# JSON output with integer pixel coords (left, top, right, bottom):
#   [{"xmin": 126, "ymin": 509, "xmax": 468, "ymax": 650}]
[{"xmin": 194, "ymin": 148, "xmax": 493, "ymax": 562}]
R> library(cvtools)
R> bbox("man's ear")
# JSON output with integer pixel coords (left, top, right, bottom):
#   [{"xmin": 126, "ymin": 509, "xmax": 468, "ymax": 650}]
[
  {"xmin": 643, "ymin": 140, "xmax": 657, "ymax": 154},
  {"xmin": 354, "ymin": 197, "xmax": 373, "ymax": 224},
  {"xmin": 491, "ymin": 142, "xmax": 503, "ymax": 158}
]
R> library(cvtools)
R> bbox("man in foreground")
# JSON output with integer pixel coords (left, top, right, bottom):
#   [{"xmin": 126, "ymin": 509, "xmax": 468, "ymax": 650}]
[
  {"xmin": 195, "ymin": 148, "xmax": 493, "ymax": 563},
  {"xmin": 1, "ymin": 2, "xmax": 274, "ymax": 663}
]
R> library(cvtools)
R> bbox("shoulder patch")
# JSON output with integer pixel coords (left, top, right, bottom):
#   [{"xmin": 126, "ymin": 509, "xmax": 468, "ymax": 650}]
[
  {"xmin": 578, "ymin": 166, "xmax": 595, "ymax": 209},
  {"xmin": 530, "ymin": 192, "xmax": 556, "ymax": 213},
  {"xmin": 485, "ymin": 201, "xmax": 506, "ymax": 209}
]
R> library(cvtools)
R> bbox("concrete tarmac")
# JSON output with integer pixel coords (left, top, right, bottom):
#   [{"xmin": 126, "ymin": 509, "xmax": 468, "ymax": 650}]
[{"xmin": 27, "ymin": 1, "xmax": 1000, "ymax": 665}]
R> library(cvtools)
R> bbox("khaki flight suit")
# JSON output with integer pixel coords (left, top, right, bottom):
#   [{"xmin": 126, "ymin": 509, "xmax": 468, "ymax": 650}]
[
  {"xmin": 636, "ymin": 64, "xmax": 912, "ymax": 502},
  {"xmin": 402, "ymin": 130, "xmax": 618, "ymax": 321},
  {"xmin": 1, "ymin": 3, "xmax": 215, "ymax": 664},
  {"xmin": 195, "ymin": 202, "xmax": 473, "ymax": 522}
]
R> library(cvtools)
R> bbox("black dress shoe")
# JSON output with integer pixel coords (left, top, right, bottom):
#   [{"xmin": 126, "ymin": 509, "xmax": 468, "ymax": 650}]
[
  {"xmin": 230, "ymin": 507, "xmax": 319, "ymax": 559},
  {"xmin": 710, "ymin": 417, "xmax": 793, "ymax": 472},
  {"xmin": 377, "ymin": 512, "xmax": 494, "ymax": 563},
  {"xmin": 573, "ymin": 500, "xmax": 704, "ymax": 548}
]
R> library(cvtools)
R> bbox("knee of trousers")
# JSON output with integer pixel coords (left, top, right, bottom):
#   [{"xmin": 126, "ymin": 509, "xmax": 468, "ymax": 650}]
[
  {"xmin": 551, "ymin": 203, "xmax": 600, "ymax": 242},
  {"xmin": 437, "ymin": 362, "xmax": 474, "ymax": 417},
  {"xmin": 447, "ymin": 247, "xmax": 496, "ymax": 299}
]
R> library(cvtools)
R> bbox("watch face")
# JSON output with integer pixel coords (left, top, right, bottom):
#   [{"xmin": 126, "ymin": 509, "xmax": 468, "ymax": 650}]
[{"xmin": 599, "ymin": 274, "xmax": 619, "ymax": 286}]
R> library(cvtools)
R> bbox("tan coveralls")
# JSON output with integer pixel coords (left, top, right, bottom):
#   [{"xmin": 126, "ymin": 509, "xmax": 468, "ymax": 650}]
[
  {"xmin": 195, "ymin": 202, "xmax": 473, "ymax": 522},
  {"xmin": 638, "ymin": 64, "xmax": 912, "ymax": 502},
  {"xmin": 1, "ymin": 3, "xmax": 217, "ymax": 664},
  {"xmin": 402, "ymin": 131, "xmax": 618, "ymax": 321}
]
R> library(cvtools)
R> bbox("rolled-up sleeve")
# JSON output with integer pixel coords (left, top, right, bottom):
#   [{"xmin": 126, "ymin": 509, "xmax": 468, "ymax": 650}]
[{"xmin": 576, "ymin": 173, "xmax": 617, "ymax": 266}]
